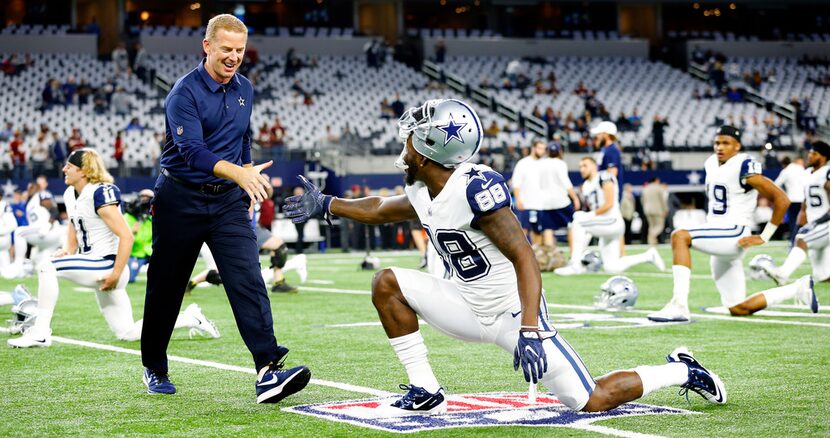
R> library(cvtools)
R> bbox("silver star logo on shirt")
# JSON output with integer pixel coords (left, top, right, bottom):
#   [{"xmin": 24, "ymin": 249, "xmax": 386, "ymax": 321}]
[{"xmin": 238, "ymin": 96, "xmax": 245, "ymax": 107}]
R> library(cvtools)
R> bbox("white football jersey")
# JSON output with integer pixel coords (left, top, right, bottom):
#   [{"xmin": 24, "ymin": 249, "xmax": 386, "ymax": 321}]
[
  {"xmin": 405, "ymin": 162, "xmax": 518, "ymax": 318},
  {"xmin": 581, "ymin": 171, "xmax": 620, "ymax": 219},
  {"xmin": 64, "ymin": 183, "xmax": 122, "ymax": 257},
  {"xmin": 25, "ymin": 190, "xmax": 54, "ymax": 226},
  {"xmin": 511, "ymin": 156, "xmax": 572, "ymax": 210},
  {"xmin": 704, "ymin": 153, "xmax": 761, "ymax": 226},
  {"xmin": 804, "ymin": 164, "xmax": 830, "ymax": 223}
]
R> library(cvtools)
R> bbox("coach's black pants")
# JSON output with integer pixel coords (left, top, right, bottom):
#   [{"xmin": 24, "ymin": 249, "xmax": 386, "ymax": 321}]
[{"xmin": 141, "ymin": 174, "xmax": 282, "ymax": 374}]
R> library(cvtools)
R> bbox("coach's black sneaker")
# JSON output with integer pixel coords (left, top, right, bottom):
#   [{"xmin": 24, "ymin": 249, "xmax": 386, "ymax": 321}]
[
  {"xmin": 271, "ymin": 280, "xmax": 298, "ymax": 294},
  {"xmin": 379, "ymin": 384, "xmax": 448, "ymax": 417},
  {"xmin": 143, "ymin": 368, "xmax": 176, "ymax": 395},
  {"xmin": 255, "ymin": 360, "xmax": 311, "ymax": 404},
  {"xmin": 667, "ymin": 347, "xmax": 726, "ymax": 405}
]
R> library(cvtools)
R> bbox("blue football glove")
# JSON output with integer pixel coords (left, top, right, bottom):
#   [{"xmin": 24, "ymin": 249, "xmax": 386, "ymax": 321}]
[
  {"xmin": 513, "ymin": 330, "xmax": 551, "ymax": 384},
  {"xmin": 283, "ymin": 175, "xmax": 333, "ymax": 224}
]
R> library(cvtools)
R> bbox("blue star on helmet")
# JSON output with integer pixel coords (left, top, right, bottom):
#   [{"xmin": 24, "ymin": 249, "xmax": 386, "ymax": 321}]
[
  {"xmin": 464, "ymin": 167, "xmax": 487, "ymax": 184},
  {"xmin": 436, "ymin": 114, "xmax": 467, "ymax": 146}
]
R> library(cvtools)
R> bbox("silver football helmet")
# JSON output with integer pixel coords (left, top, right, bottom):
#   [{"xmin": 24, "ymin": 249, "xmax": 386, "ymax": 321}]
[
  {"xmin": 8, "ymin": 297, "xmax": 38, "ymax": 335},
  {"xmin": 396, "ymin": 98, "xmax": 482, "ymax": 169},
  {"xmin": 595, "ymin": 276, "xmax": 638, "ymax": 310},
  {"xmin": 748, "ymin": 254, "xmax": 775, "ymax": 281},
  {"xmin": 580, "ymin": 250, "xmax": 603, "ymax": 272}
]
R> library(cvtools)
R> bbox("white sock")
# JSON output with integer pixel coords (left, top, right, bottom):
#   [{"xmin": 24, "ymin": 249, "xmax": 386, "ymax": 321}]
[
  {"xmin": 96, "ymin": 288, "xmax": 140, "ymax": 340},
  {"xmin": 671, "ymin": 265, "xmax": 691, "ymax": 307},
  {"xmin": 614, "ymin": 252, "xmax": 653, "ymax": 272},
  {"xmin": 0, "ymin": 291, "xmax": 12, "ymax": 306},
  {"xmin": 33, "ymin": 262, "xmax": 60, "ymax": 334},
  {"xmin": 174, "ymin": 311, "xmax": 197, "ymax": 329},
  {"xmin": 389, "ymin": 331, "xmax": 441, "ymax": 393},
  {"xmin": 261, "ymin": 268, "xmax": 275, "ymax": 284},
  {"xmin": 760, "ymin": 282, "xmax": 802, "ymax": 307},
  {"xmin": 778, "ymin": 247, "xmax": 806, "ymax": 278},
  {"xmin": 570, "ymin": 224, "xmax": 587, "ymax": 264},
  {"xmin": 13, "ymin": 234, "xmax": 27, "ymax": 265},
  {"xmin": 633, "ymin": 362, "xmax": 689, "ymax": 397}
]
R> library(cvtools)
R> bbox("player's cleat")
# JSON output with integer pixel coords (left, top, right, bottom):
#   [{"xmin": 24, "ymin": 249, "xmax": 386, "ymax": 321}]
[
  {"xmin": 184, "ymin": 303, "xmax": 220, "ymax": 339},
  {"xmin": 379, "ymin": 384, "xmax": 448, "ymax": 417},
  {"xmin": 143, "ymin": 368, "xmax": 177, "ymax": 395},
  {"xmin": 184, "ymin": 280, "xmax": 197, "ymax": 295},
  {"xmin": 271, "ymin": 280, "xmax": 298, "ymax": 294},
  {"xmin": 795, "ymin": 275, "xmax": 819, "ymax": 314},
  {"xmin": 256, "ymin": 361, "xmax": 311, "ymax": 404},
  {"xmin": 647, "ymin": 300, "xmax": 691, "ymax": 322},
  {"xmin": 7, "ymin": 328, "xmax": 51, "ymax": 348},
  {"xmin": 553, "ymin": 263, "xmax": 585, "ymax": 276},
  {"xmin": 646, "ymin": 247, "xmax": 666, "ymax": 272},
  {"xmin": 760, "ymin": 264, "xmax": 788, "ymax": 287},
  {"xmin": 667, "ymin": 347, "xmax": 726, "ymax": 404}
]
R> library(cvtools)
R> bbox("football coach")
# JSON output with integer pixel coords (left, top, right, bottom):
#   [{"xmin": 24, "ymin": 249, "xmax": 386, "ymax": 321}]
[{"xmin": 140, "ymin": 14, "xmax": 311, "ymax": 404}]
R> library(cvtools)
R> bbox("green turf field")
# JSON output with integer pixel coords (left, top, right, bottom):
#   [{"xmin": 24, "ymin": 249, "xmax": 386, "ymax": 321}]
[{"xmin": 1, "ymin": 243, "xmax": 828, "ymax": 436}]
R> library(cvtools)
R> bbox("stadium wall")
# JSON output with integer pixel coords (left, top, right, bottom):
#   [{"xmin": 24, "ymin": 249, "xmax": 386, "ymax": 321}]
[
  {"xmin": 423, "ymin": 37, "xmax": 649, "ymax": 58},
  {"xmin": 687, "ymin": 40, "xmax": 830, "ymax": 58},
  {"xmin": 0, "ymin": 34, "xmax": 97, "ymax": 54},
  {"xmin": 141, "ymin": 35, "xmax": 374, "ymax": 56}
]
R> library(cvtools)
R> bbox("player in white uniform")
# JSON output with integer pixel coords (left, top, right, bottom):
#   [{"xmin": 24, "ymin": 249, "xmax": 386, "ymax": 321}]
[
  {"xmin": 649, "ymin": 126, "xmax": 793, "ymax": 322},
  {"xmin": 511, "ymin": 139, "xmax": 580, "ymax": 248},
  {"xmin": 8, "ymin": 148, "xmax": 220, "ymax": 348},
  {"xmin": 554, "ymin": 157, "xmax": 664, "ymax": 276},
  {"xmin": 12, "ymin": 179, "xmax": 64, "ymax": 275},
  {"xmin": 286, "ymin": 99, "xmax": 726, "ymax": 416},
  {"xmin": 761, "ymin": 141, "xmax": 830, "ymax": 286},
  {"xmin": 0, "ymin": 199, "xmax": 19, "ymax": 278}
]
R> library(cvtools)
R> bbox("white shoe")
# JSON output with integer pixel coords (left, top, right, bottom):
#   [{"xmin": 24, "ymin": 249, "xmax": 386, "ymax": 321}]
[
  {"xmin": 184, "ymin": 303, "xmax": 221, "ymax": 339},
  {"xmin": 647, "ymin": 247, "xmax": 666, "ymax": 272},
  {"xmin": 648, "ymin": 300, "xmax": 690, "ymax": 322},
  {"xmin": 554, "ymin": 263, "xmax": 585, "ymax": 276},
  {"xmin": 8, "ymin": 329, "xmax": 52, "ymax": 348},
  {"xmin": 285, "ymin": 254, "xmax": 308, "ymax": 284},
  {"xmin": 795, "ymin": 275, "xmax": 819, "ymax": 313}
]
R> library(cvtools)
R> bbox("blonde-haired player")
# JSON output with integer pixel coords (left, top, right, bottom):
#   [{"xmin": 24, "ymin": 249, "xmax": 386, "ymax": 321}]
[{"xmin": 8, "ymin": 148, "xmax": 219, "ymax": 348}]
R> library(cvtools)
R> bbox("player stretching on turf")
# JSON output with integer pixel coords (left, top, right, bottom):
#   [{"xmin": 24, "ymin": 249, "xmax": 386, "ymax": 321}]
[
  {"xmin": 287, "ymin": 99, "xmax": 726, "ymax": 416},
  {"xmin": 8, "ymin": 149, "xmax": 219, "ymax": 348},
  {"xmin": 648, "ymin": 126, "xmax": 797, "ymax": 322}
]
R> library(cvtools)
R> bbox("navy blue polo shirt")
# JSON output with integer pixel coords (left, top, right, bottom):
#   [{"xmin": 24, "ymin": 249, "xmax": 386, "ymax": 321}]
[{"xmin": 161, "ymin": 59, "xmax": 253, "ymax": 184}]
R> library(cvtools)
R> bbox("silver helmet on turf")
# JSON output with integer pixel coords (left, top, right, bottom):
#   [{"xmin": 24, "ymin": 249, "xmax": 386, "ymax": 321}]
[
  {"xmin": 595, "ymin": 276, "xmax": 638, "ymax": 310},
  {"xmin": 580, "ymin": 250, "xmax": 603, "ymax": 272},
  {"xmin": 8, "ymin": 298, "xmax": 38, "ymax": 335},
  {"xmin": 748, "ymin": 254, "xmax": 775, "ymax": 281},
  {"xmin": 396, "ymin": 99, "xmax": 483, "ymax": 169}
]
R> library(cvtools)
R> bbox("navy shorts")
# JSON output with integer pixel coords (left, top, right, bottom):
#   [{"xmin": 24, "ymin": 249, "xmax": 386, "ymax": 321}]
[{"xmin": 523, "ymin": 205, "xmax": 575, "ymax": 233}]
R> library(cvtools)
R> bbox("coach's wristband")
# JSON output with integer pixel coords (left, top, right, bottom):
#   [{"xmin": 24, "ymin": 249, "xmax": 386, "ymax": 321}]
[{"xmin": 760, "ymin": 223, "xmax": 778, "ymax": 242}]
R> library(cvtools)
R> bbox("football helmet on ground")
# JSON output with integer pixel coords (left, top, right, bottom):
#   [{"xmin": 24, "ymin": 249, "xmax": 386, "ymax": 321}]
[{"xmin": 595, "ymin": 275, "xmax": 638, "ymax": 310}]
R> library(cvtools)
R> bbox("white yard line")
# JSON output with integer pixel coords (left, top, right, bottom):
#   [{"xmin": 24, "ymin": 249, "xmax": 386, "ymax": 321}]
[
  {"xmin": 0, "ymin": 327, "xmax": 392, "ymax": 397},
  {"xmin": 300, "ymin": 286, "xmax": 830, "ymax": 328}
]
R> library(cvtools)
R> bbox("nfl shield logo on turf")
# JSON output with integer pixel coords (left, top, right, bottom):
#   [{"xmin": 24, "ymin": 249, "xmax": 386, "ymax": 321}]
[{"xmin": 283, "ymin": 391, "xmax": 693, "ymax": 433}]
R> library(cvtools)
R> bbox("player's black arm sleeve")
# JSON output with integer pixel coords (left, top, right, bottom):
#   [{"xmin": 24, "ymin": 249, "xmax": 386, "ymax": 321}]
[
  {"xmin": 478, "ymin": 206, "xmax": 542, "ymax": 330},
  {"xmin": 747, "ymin": 174, "xmax": 790, "ymax": 226},
  {"xmin": 330, "ymin": 194, "xmax": 418, "ymax": 225}
]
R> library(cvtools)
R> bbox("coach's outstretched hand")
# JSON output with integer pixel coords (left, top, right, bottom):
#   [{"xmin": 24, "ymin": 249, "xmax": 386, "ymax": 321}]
[
  {"xmin": 513, "ymin": 330, "xmax": 550, "ymax": 384},
  {"xmin": 284, "ymin": 175, "xmax": 333, "ymax": 224}
]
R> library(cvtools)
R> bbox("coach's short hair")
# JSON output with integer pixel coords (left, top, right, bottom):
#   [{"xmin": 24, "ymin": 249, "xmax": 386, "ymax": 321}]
[
  {"xmin": 580, "ymin": 156, "xmax": 597, "ymax": 164},
  {"xmin": 205, "ymin": 14, "xmax": 247, "ymax": 42}
]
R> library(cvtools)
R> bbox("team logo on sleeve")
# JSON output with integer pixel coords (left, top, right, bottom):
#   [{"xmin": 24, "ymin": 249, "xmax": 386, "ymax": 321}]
[
  {"xmin": 436, "ymin": 114, "xmax": 466, "ymax": 146},
  {"xmin": 284, "ymin": 392, "xmax": 692, "ymax": 433},
  {"xmin": 176, "ymin": 126, "xmax": 184, "ymax": 136},
  {"xmin": 238, "ymin": 96, "xmax": 245, "ymax": 107}
]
